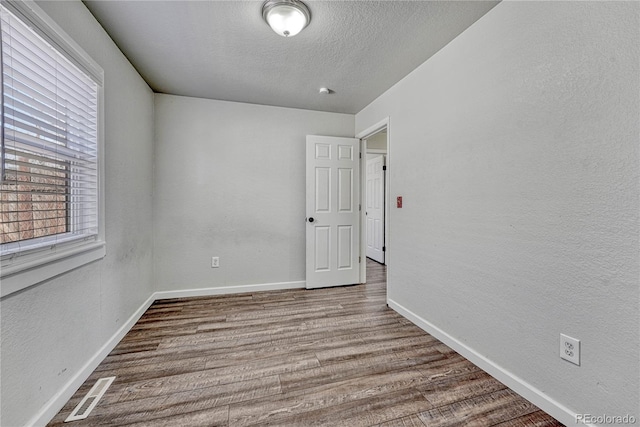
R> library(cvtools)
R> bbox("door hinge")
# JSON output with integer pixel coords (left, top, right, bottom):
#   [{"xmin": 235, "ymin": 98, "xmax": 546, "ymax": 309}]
[
  {"xmin": 359, "ymin": 152, "xmax": 362, "ymax": 159},
  {"xmin": 383, "ymin": 165, "xmax": 387, "ymax": 171},
  {"xmin": 359, "ymin": 204, "xmax": 361, "ymax": 211},
  {"xmin": 359, "ymin": 256, "xmax": 361, "ymax": 263},
  {"xmin": 383, "ymin": 246, "xmax": 386, "ymax": 252}
]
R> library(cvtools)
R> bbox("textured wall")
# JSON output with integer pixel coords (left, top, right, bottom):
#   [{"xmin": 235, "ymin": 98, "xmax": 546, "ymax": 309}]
[
  {"xmin": 153, "ymin": 95, "xmax": 354, "ymax": 291},
  {"xmin": 356, "ymin": 1, "xmax": 639, "ymax": 423},
  {"xmin": 0, "ymin": 1, "xmax": 155, "ymax": 426}
]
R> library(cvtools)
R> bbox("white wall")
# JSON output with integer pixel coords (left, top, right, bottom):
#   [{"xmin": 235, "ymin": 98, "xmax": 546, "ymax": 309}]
[
  {"xmin": 356, "ymin": 1, "xmax": 639, "ymax": 424},
  {"xmin": 154, "ymin": 95, "xmax": 354, "ymax": 292},
  {"xmin": 0, "ymin": 1, "xmax": 155, "ymax": 426}
]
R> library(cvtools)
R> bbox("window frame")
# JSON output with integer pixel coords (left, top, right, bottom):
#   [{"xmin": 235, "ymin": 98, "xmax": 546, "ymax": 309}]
[{"xmin": 0, "ymin": 0, "xmax": 105, "ymax": 298}]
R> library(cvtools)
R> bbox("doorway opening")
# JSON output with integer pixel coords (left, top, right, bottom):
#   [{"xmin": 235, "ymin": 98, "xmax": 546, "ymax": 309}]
[
  {"xmin": 357, "ymin": 119, "xmax": 390, "ymax": 287},
  {"xmin": 364, "ymin": 130, "xmax": 387, "ymax": 265}
]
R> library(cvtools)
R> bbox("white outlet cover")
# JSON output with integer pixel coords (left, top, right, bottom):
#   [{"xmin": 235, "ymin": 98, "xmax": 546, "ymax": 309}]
[{"xmin": 560, "ymin": 334, "xmax": 580, "ymax": 365}]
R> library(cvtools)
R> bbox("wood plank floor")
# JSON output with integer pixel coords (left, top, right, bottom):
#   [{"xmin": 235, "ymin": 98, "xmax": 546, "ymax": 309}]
[{"xmin": 48, "ymin": 260, "xmax": 563, "ymax": 427}]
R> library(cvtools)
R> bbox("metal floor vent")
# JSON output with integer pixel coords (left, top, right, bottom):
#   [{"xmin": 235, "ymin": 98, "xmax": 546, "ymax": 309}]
[{"xmin": 64, "ymin": 376, "xmax": 115, "ymax": 422}]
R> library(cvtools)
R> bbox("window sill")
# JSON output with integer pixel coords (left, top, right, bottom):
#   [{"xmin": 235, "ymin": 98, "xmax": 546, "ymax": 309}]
[{"xmin": 0, "ymin": 241, "xmax": 106, "ymax": 298}]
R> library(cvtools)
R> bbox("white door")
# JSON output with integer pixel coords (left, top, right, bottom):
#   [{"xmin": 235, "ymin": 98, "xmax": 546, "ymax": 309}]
[
  {"xmin": 366, "ymin": 155, "xmax": 385, "ymax": 264},
  {"xmin": 306, "ymin": 135, "xmax": 360, "ymax": 289}
]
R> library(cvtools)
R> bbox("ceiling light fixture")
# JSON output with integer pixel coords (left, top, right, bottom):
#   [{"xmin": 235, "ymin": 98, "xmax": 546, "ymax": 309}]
[{"xmin": 262, "ymin": 0, "xmax": 311, "ymax": 37}]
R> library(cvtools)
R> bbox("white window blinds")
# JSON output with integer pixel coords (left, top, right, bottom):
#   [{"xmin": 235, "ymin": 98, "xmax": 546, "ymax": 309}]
[{"xmin": 0, "ymin": 4, "xmax": 99, "ymax": 255}]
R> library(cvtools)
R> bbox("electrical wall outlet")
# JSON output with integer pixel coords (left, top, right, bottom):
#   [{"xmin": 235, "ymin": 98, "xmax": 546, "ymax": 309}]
[
  {"xmin": 560, "ymin": 334, "xmax": 580, "ymax": 365},
  {"xmin": 211, "ymin": 257, "xmax": 219, "ymax": 268}
]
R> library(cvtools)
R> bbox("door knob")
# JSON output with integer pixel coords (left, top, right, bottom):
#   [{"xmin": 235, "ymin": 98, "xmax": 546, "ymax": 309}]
[{"xmin": 308, "ymin": 217, "xmax": 315, "ymax": 223}]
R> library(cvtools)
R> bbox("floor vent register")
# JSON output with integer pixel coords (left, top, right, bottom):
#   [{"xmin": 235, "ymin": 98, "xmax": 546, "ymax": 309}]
[{"xmin": 64, "ymin": 376, "xmax": 115, "ymax": 422}]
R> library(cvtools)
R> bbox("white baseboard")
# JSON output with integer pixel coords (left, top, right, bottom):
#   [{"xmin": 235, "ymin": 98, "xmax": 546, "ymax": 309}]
[
  {"xmin": 387, "ymin": 298, "xmax": 588, "ymax": 427},
  {"xmin": 29, "ymin": 280, "xmax": 305, "ymax": 426},
  {"xmin": 153, "ymin": 280, "xmax": 305, "ymax": 300},
  {"xmin": 28, "ymin": 293, "xmax": 155, "ymax": 427}
]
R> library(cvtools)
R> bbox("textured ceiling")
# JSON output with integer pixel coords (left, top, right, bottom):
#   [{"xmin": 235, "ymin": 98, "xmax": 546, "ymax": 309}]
[{"xmin": 84, "ymin": 1, "xmax": 499, "ymax": 114}]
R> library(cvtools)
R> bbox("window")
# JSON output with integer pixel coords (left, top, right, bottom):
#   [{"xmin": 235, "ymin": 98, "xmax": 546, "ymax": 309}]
[{"xmin": 0, "ymin": 1, "xmax": 104, "ymax": 297}]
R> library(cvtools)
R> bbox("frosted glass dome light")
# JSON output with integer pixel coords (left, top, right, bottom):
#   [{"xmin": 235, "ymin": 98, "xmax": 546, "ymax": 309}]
[{"xmin": 262, "ymin": 0, "xmax": 311, "ymax": 37}]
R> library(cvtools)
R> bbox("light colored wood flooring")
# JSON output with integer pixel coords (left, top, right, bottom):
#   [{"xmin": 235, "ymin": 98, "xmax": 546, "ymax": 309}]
[{"xmin": 48, "ymin": 260, "xmax": 563, "ymax": 426}]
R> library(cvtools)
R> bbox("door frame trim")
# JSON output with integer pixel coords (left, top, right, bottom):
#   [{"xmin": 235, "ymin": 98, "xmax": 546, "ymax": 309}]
[{"xmin": 356, "ymin": 117, "xmax": 390, "ymax": 284}]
